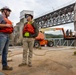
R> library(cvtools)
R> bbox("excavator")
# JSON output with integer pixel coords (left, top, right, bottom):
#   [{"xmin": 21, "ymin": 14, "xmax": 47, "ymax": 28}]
[{"xmin": 34, "ymin": 28, "xmax": 76, "ymax": 48}]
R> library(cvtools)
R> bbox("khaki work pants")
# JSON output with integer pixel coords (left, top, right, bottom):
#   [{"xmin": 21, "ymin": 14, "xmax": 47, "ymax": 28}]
[{"xmin": 23, "ymin": 38, "xmax": 34, "ymax": 64}]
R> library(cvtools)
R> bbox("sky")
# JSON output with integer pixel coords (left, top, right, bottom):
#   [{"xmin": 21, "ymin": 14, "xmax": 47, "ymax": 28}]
[{"xmin": 0, "ymin": 0, "xmax": 76, "ymax": 31}]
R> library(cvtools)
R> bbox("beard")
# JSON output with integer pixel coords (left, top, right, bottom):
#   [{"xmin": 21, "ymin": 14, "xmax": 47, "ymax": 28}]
[{"xmin": 6, "ymin": 14, "xmax": 10, "ymax": 18}]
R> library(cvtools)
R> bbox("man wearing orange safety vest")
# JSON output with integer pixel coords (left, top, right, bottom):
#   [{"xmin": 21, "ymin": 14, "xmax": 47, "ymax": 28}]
[
  {"xmin": 0, "ymin": 6, "xmax": 13, "ymax": 70},
  {"xmin": 19, "ymin": 14, "xmax": 39, "ymax": 67}
]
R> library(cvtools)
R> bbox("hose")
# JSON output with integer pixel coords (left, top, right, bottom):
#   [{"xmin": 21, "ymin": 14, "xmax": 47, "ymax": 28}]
[{"xmin": 8, "ymin": 50, "xmax": 51, "ymax": 57}]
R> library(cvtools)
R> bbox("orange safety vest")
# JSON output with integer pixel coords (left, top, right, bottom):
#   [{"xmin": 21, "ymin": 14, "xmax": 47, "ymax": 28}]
[
  {"xmin": 23, "ymin": 23, "xmax": 35, "ymax": 34},
  {"xmin": 0, "ymin": 18, "xmax": 13, "ymax": 34}
]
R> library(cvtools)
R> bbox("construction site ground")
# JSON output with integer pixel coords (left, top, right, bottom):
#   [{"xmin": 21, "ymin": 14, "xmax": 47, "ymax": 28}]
[{"xmin": 0, "ymin": 46, "xmax": 76, "ymax": 75}]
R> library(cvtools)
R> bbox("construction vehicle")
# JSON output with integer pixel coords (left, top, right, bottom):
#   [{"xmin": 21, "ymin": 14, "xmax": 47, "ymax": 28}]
[
  {"xmin": 34, "ymin": 31, "xmax": 54, "ymax": 48},
  {"xmin": 34, "ymin": 28, "xmax": 76, "ymax": 48},
  {"xmin": 40, "ymin": 27, "xmax": 76, "ymax": 40}
]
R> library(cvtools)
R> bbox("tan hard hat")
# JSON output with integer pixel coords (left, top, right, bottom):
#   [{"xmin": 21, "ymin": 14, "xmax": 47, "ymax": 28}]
[{"xmin": 0, "ymin": 6, "xmax": 11, "ymax": 12}]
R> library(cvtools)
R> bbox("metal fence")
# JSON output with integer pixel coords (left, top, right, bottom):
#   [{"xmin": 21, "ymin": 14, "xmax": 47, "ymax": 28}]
[{"xmin": 46, "ymin": 38, "xmax": 75, "ymax": 46}]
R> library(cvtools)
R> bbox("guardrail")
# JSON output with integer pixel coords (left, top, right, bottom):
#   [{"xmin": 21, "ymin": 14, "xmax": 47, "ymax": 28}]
[{"xmin": 46, "ymin": 38, "xmax": 75, "ymax": 46}]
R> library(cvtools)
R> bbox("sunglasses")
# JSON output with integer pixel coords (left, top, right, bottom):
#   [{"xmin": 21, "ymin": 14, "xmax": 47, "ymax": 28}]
[{"xmin": 25, "ymin": 15, "xmax": 29, "ymax": 18}]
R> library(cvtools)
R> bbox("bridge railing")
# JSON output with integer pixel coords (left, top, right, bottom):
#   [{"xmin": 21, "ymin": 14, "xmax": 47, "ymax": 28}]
[{"xmin": 46, "ymin": 38, "xmax": 75, "ymax": 46}]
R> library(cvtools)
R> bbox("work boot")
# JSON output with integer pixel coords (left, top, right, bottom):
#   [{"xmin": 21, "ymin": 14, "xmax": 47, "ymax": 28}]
[
  {"xmin": 2, "ymin": 66, "xmax": 13, "ymax": 70},
  {"xmin": 18, "ymin": 63, "xmax": 27, "ymax": 67},
  {"xmin": 28, "ymin": 62, "xmax": 32, "ymax": 67}
]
